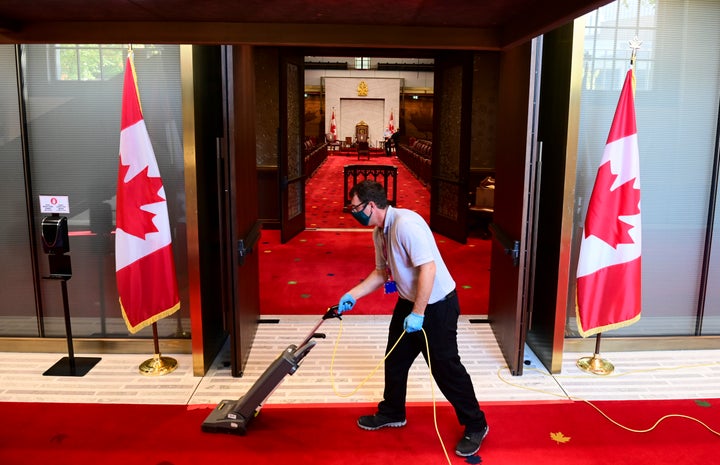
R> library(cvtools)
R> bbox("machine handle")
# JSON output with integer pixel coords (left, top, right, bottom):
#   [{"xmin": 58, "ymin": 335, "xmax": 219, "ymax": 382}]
[{"xmin": 323, "ymin": 304, "xmax": 342, "ymax": 320}]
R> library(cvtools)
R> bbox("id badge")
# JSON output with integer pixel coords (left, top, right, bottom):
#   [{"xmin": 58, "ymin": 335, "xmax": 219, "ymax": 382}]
[{"xmin": 384, "ymin": 280, "xmax": 397, "ymax": 294}]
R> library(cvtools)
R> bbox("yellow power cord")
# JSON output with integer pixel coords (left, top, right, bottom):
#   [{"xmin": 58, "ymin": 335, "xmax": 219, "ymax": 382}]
[
  {"xmin": 497, "ymin": 365, "xmax": 720, "ymax": 437},
  {"xmin": 327, "ymin": 315, "xmax": 718, "ymax": 461},
  {"xmin": 329, "ymin": 319, "xmax": 453, "ymax": 465}
]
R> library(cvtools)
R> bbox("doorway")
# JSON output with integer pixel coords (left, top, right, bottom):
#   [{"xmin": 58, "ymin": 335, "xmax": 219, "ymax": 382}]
[{"xmin": 256, "ymin": 50, "xmax": 508, "ymax": 352}]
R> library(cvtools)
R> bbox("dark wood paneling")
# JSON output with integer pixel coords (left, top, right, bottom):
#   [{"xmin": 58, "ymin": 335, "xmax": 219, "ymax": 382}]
[
  {"xmin": 304, "ymin": 94, "xmax": 324, "ymax": 139},
  {"xmin": 403, "ymin": 96, "xmax": 434, "ymax": 141},
  {"xmin": 470, "ymin": 52, "xmax": 500, "ymax": 171},
  {"xmin": 257, "ymin": 166, "xmax": 280, "ymax": 226},
  {"xmin": 430, "ymin": 51, "xmax": 474, "ymax": 244}
]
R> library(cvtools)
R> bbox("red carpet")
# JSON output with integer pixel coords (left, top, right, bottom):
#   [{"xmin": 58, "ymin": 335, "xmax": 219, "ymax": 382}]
[
  {"xmin": 1, "ymin": 399, "xmax": 717, "ymax": 464},
  {"xmin": 259, "ymin": 229, "xmax": 490, "ymax": 315}
]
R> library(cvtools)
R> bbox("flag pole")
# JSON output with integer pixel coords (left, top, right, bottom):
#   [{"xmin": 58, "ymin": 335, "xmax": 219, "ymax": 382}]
[
  {"xmin": 117, "ymin": 45, "xmax": 181, "ymax": 375},
  {"xmin": 577, "ymin": 37, "xmax": 642, "ymax": 376},
  {"xmin": 139, "ymin": 322, "xmax": 178, "ymax": 376},
  {"xmin": 628, "ymin": 36, "xmax": 642, "ymax": 69}
]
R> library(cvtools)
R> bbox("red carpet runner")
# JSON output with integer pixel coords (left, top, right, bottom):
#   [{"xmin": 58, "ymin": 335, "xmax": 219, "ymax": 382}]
[{"xmin": 1, "ymin": 399, "xmax": 717, "ymax": 465}]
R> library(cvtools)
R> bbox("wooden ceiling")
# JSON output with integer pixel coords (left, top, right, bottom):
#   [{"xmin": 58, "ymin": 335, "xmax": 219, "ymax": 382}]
[{"xmin": 0, "ymin": 0, "xmax": 611, "ymax": 50}]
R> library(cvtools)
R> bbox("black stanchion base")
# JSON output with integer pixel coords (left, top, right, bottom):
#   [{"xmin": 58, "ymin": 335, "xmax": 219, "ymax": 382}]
[{"xmin": 43, "ymin": 356, "xmax": 101, "ymax": 377}]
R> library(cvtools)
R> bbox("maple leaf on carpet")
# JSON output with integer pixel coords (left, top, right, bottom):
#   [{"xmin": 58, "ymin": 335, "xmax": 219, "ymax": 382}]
[
  {"xmin": 116, "ymin": 162, "xmax": 165, "ymax": 239},
  {"xmin": 550, "ymin": 431, "xmax": 571, "ymax": 444},
  {"xmin": 583, "ymin": 161, "xmax": 640, "ymax": 248}
]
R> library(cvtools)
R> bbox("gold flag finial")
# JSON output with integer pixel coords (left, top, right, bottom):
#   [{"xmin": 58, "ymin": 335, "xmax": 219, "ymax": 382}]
[{"xmin": 629, "ymin": 36, "xmax": 642, "ymax": 66}]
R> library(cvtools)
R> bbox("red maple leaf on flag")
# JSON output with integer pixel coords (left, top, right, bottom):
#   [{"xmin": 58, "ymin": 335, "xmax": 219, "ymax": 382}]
[
  {"xmin": 584, "ymin": 162, "xmax": 641, "ymax": 248},
  {"xmin": 116, "ymin": 163, "xmax": 165, "ymax": 239}
]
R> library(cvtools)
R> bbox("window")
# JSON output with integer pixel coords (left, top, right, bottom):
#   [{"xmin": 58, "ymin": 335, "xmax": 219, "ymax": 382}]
[
  {"xmin": 582, "ymin": 0, "xmax": 656, "ymax": 91},
  {"xmin": 13, "ymin": 44, "xmax": 189, "ymax": 338},
  {"xmin": 54, "ymin": 44, "xmax": 125, "ymax": 81},
  {"xmin": 573, "ymin": 0, "xmax": 720, "ymax": 336},
  {"xmin": 354, "ymin": 57, "xmax": 371, "ymax": 70}
]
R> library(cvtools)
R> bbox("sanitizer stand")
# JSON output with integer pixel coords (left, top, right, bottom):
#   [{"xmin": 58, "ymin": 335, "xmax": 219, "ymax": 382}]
[{"xmin": 40, "ymin": 214, "xmax": 101, "ymax": 377}]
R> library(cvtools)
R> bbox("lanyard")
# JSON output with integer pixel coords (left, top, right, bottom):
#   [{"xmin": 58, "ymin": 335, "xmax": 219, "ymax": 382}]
[{"xmin": 381, "ymin": 232, "xmax": 397, "ymax": 293}]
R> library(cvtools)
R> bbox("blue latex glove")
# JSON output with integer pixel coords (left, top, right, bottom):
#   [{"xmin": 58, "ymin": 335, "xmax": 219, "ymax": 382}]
[
  {"xmin": 403, "ymin": 312, "xmax": 425, "ymax": 333},
  {"xmin": 338, "ymin": 293, "xmax": 356, "ymax": 314}
]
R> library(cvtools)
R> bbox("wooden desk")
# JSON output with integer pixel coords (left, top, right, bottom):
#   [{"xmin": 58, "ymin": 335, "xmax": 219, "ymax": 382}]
[{"xmin": 343, "ymin": 164, "xmax": 398, "ymax": 210}]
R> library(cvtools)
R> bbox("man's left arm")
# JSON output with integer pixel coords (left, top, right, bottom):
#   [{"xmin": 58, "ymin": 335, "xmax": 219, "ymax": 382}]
[
  {"xmin": 412, "ymin": 261, "xmax": 436, "ymax": 316},
  {"xmin": 403, "ymin": 261, "xmax": 435, "ymax": 333}
]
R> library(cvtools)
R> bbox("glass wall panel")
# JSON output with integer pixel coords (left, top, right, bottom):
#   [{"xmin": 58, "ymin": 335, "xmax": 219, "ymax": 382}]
[
  {"xmin": 0, "ymin": 46, "xmax": 39, "ymax": 336},
  {"xmin": 571, "ymin": 0, "xmax": 720, "ymax": 336},
  {"xmin": 22, "ymin": 44, "xmax": 189, "ymax": 338},
  {"xmin": 703, "ymin": 179, "xmax": 720, "ymax": 335}
]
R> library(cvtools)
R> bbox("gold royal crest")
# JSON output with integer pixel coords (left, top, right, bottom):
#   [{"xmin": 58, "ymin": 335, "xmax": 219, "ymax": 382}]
[{"xmin": 357, "ymin": 80, "xmax": 368, "ymax": 96}]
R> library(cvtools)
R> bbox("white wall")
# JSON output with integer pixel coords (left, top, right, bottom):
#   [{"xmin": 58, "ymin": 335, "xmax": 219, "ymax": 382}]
[{"xmin": 324, "ymin": 77, "xmax": 401, "ymax": 145}]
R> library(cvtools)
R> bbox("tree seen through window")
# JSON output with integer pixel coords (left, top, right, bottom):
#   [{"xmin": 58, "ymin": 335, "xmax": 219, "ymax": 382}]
[{"xmin": 55, "ymin": 44, "xmax": 125, "ymax": 81}]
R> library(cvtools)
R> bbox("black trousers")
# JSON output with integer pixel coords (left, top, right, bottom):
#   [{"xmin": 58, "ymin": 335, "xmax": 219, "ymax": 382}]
[{"xmin": 377, "ymin": 292, "xmax": 487, "ymax": 433}]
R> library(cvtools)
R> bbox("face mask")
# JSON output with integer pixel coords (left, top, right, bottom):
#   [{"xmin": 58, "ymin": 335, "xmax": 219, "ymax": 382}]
[{"xmin": 351, "ymin": 205, "xmax": 372, "ymax": 226}]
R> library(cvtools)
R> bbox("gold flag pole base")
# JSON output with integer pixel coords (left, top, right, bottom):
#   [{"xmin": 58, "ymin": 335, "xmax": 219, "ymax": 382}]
[
  {"xmin": 139, "ymin": 353, "xmax": 178, "ymax": 376},
  {"xmin": 576, "ymin": 353, "xmax": 614, "ymax": 376},
  {"xmin": 138, "ymin": 323, "xmax": 178, "ymax": 376}
]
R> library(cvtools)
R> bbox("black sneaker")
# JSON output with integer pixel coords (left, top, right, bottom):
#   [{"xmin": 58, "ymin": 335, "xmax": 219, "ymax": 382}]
[
  {"xmin": 455, "ymin": 425, "xmax": 489, "ymax": 457},
  {"xmin": 357, "ymin": 413, "xmax": 407, "ymax": 431}
]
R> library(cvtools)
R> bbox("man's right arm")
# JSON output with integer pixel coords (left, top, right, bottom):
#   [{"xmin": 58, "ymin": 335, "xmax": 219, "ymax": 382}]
[
  {"xmin": 339, "ymin": 268, "xmax": 385, "ymax": 313},
  {"xmin": 348, "ymin": 268, "xmax": 386, "ymax": 300}
]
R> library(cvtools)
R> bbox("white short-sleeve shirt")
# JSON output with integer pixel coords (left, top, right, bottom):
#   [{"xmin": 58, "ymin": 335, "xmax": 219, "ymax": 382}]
[{"xmin": 373, "ymin": 206, "xmax": 455, "ymax": 304}]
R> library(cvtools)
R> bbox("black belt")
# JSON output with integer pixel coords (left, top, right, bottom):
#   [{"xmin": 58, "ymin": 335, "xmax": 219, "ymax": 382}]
[
  {"xmin": 403, "ymin": 289, "xmax": 456, "ymax": 306},
  {"xmin": 442, "ymin": 290, "xmax": 457, "ymax": 301}
]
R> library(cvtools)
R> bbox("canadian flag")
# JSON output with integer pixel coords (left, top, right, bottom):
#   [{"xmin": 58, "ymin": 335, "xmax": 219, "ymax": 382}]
[
  {"xmin": 116, "ymin": 52, "xmax": 180, "ymax": 334},
  {"xmin": 330, "ymin": 110, "xmax": 337, "ymax": 138},
  {"xmin": 388, "ymin": 110, "xmax": 395, "ymax": 133},
  {"xmin": 576, "ymin": 68, "xmax": 641, "ymax": 338}
]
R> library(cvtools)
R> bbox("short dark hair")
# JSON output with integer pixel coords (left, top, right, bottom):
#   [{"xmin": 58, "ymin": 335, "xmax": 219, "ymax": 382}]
[{"xmin": 349, "ymin": 180, "xmax": 388, "ymax": 209}]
